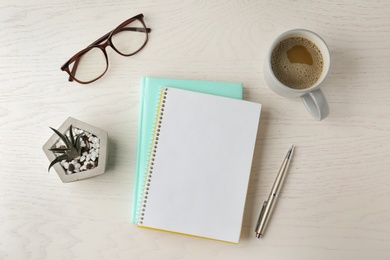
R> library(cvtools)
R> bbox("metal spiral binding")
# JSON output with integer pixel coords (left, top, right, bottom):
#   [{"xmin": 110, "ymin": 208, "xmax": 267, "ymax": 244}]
[{"xmin": 139, "ymin": 87, "xmax": 168, "ymax": 225}]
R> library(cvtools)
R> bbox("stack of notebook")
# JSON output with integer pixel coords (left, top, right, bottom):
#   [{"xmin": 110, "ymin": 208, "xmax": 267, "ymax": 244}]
[{"xmin": 132, "ymin": 77, "xmax": 261, "ymax": 243}]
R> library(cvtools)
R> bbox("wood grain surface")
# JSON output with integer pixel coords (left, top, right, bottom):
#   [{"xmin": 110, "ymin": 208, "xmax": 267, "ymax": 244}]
[{"xmin": 1, "ymin": 1, "xmax": 389, "ymax": 259}]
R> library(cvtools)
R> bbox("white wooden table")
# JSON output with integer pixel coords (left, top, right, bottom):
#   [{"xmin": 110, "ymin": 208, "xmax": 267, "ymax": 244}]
[{"xmin": 1, "ymin": 1, "xmax": 389, "ymax": 259}]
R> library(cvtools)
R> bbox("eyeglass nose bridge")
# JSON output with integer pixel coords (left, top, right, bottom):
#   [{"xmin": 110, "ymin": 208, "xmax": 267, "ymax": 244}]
[
  {"xmin": 97, "ymin": 40, "xmax": 111, "ymax": 50},
  {"xmin": 98, "ymin": 39, "xmax": 124, "ymax": 58}
]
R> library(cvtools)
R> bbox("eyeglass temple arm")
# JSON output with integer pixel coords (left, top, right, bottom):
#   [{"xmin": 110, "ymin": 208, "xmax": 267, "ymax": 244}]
[{"xmin": 68, "ymin": 27, "xmax": 151, "ymax": 82}]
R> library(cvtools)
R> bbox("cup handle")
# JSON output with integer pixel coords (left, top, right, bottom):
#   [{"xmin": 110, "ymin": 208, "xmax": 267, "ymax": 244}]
[{"xmin": 301, "ymin": 89, "xmax": 329, "ymax": 121}]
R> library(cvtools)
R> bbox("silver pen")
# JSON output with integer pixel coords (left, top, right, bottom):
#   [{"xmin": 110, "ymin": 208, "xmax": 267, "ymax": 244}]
[{"xmin": 255, "ymin": 145, "xmax": 295, "ymax": 238}]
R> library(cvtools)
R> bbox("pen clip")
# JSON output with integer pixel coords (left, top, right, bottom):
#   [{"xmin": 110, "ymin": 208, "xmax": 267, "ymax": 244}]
[{"xmin": 255, "ymin": 200, "xmax": 268, "ymax": 231}]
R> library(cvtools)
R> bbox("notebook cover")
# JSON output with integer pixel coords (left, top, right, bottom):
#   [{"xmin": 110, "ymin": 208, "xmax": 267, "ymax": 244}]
[
  {"xmin": 131, "ymin": 77, "xmax": 243, "ymax": 224},
  {"xmin": 137, "ymin": 87, "xmax": 261, "ymax": 243}
]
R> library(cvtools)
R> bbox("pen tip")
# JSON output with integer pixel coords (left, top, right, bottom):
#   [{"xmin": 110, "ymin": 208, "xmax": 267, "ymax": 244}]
[{"xmin": 287, "ymin": 145, "xmax": 295, "ymax": 159}]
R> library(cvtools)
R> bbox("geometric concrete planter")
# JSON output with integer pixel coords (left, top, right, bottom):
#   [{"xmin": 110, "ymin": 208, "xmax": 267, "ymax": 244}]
[{"xmin": 43, "ymin": 117, "xmax": 108, "ymax": 183}]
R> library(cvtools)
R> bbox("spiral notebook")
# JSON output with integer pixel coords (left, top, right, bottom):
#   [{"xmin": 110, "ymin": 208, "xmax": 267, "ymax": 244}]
[
  {"xmin": 137, "ymin": 87, "xmax": 261, "ymax": 243},
  {"xmin": 131, "ymin": 77, "xmax": 243, "ymax": 224}
]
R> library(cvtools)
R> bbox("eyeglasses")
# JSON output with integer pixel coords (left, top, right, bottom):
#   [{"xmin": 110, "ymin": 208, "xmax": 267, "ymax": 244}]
[{"xmin": 61, "ymin": 14, "xmax": 151, "ymax": 84}]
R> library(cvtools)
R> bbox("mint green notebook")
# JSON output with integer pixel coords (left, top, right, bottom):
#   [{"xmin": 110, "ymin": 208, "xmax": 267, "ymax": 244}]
[{"xmin": 131, "ymin": 76, "xmax": 243, "ymax": 223}]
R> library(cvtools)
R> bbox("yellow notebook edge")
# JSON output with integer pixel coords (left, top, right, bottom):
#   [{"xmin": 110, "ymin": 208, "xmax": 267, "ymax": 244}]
[{"xmin": 137, "ymin": 225, "xmax": 239, "ymax": 244}]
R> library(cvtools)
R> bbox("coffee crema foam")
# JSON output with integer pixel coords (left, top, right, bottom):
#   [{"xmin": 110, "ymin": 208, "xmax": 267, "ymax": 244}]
[{"xmin": 271, "ymin": 37, "xmax": 323, "ymax": 89}]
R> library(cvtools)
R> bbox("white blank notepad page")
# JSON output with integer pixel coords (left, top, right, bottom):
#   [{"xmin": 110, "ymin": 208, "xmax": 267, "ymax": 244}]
[{"xmin": 138, "ymin": 87, "xmax": 261, "ymax": 243}]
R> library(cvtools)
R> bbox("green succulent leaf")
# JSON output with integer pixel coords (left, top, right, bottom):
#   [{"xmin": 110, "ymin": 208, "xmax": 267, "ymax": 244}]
[
  {"xmin": 48, "ymin": 147, "xmax": 70, "ymax": 154},
  {"xmin": 48, "ymin": 154, "xmax": 69, "ymax": 172},
  {"xmin": 75, "ymin": 134, "xmax": 82, "ymax": 153},
  {"xmin": 50, "ymin": 127, "xmax": 71, "ymax": 148},
  {"xmin": 48, "ymin": 125, "xmax": 87, "ymax": 172},
  {"xmin": 69, "ymin": 125, "xmax": 75, "ymax": 145}
]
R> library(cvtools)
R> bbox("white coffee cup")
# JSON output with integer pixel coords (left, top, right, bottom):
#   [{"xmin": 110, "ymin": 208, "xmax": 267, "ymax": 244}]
[{"xmin": 263, "ymin": 29, "xmax": 330, "ymax": 121}]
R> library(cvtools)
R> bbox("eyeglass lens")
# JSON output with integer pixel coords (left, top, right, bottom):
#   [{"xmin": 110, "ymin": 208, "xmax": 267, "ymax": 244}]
[{"xmin": 112, "ymin": 19, "xmax": 147, "ymax": 55}]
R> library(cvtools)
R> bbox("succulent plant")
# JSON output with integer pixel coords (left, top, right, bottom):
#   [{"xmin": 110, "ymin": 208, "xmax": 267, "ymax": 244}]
[{"xmin": 48, "ymin": 125, "xmax": 84, "ymax": 171}]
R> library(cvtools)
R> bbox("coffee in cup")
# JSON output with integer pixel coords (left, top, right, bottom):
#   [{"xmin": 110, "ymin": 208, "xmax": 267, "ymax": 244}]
[
  {"xmin": 271, "ymin": 37, "xmax": 323, "ymax": 90},
  {"xmin": 263, "ymin": 29, "xmax": 330, "ymax": 121}
]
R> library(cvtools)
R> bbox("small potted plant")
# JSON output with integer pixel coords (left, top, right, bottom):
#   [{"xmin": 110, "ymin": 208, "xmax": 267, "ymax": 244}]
[{"xmin": 43, "ymin": 117, "xmax": 108, "ymax": 183}]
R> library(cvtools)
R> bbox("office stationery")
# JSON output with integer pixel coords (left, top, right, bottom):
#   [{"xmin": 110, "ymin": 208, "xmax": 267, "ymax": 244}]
[
  {"xmin": 137, "ymin": 87, "xmax": 261, "ymax": 243},
  {"xmin": 255, "ymin": 145, "xmax": 295, "ymax": 238},
  {"xmin": 131, "ymin": 77, "xmax": 243, "ymax": 224}
]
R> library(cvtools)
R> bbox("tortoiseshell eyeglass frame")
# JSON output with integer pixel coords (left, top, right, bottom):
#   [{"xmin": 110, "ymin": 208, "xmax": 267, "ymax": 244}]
[{"xmin": 61, "ymin": 13, "xmax": 151, "ymax": 84}]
